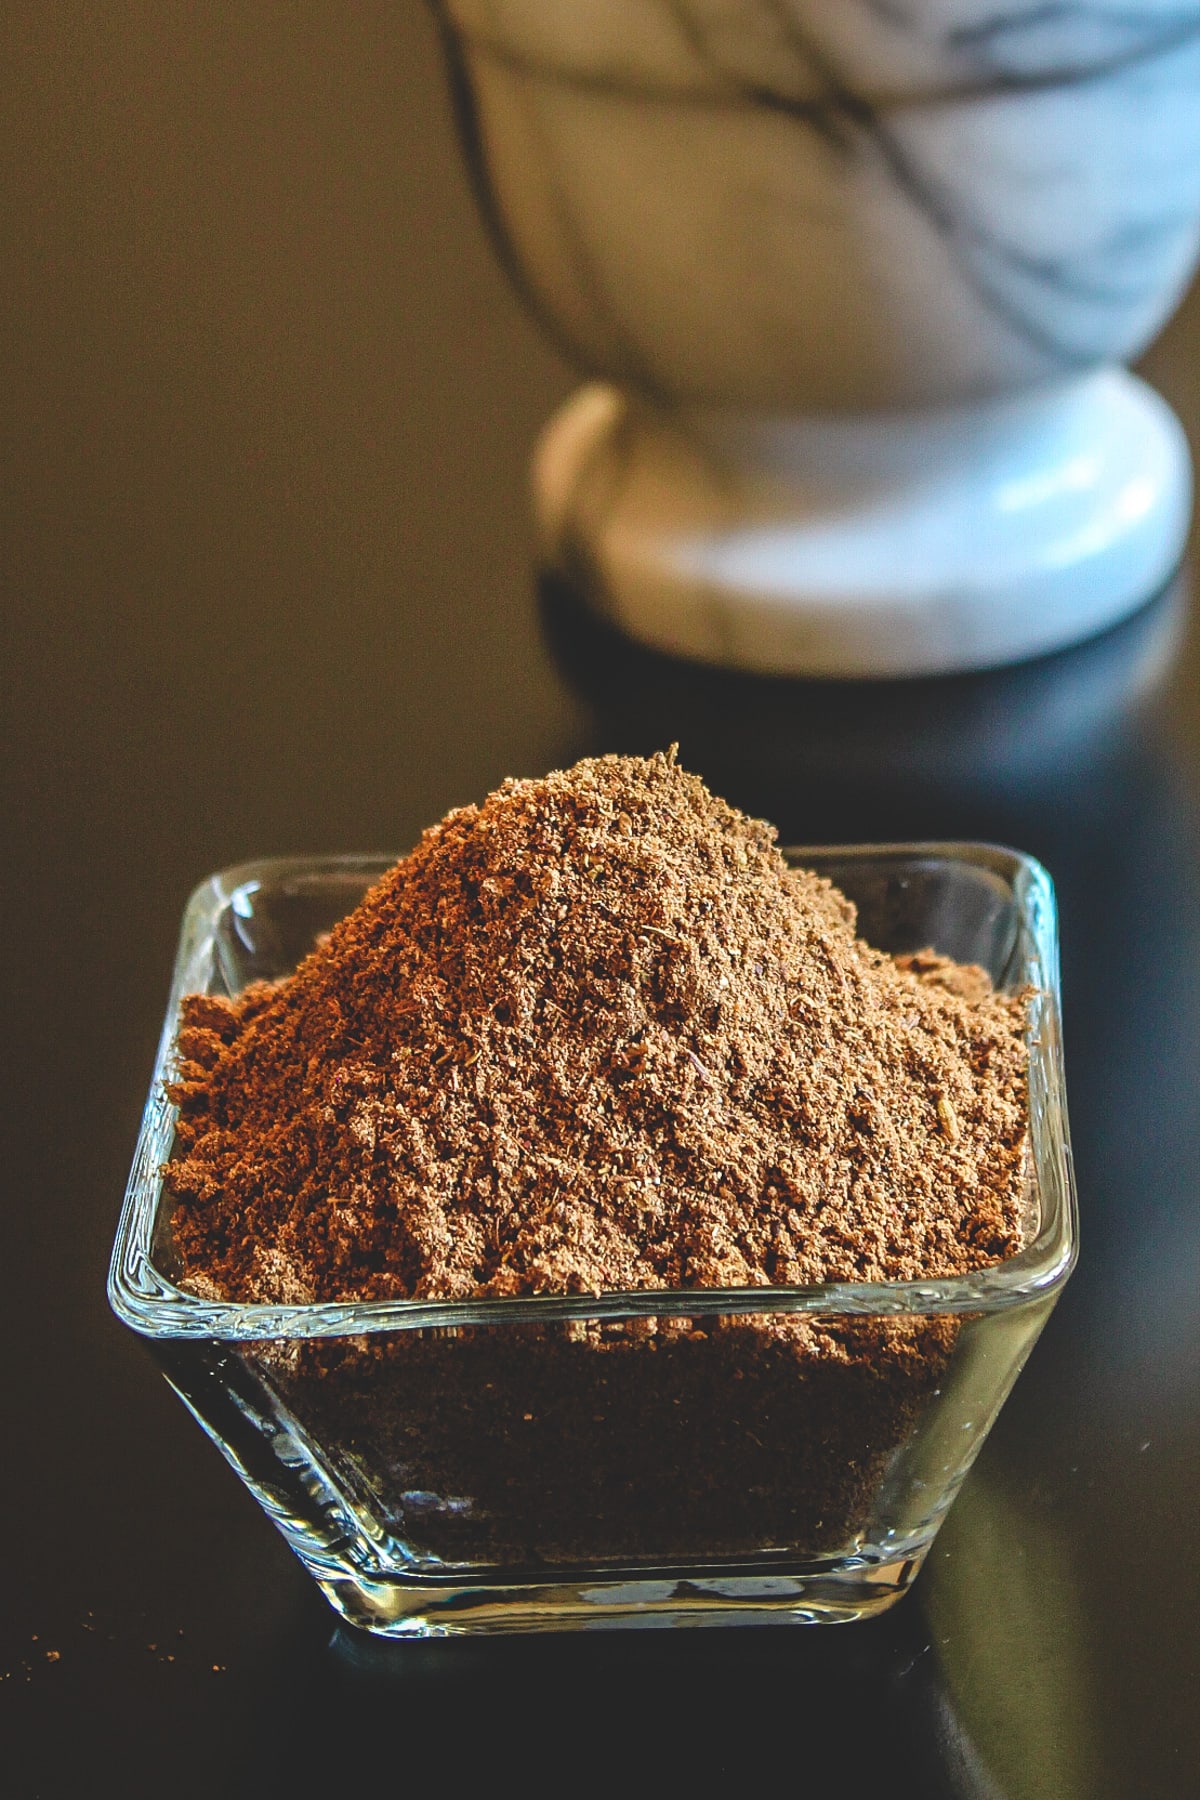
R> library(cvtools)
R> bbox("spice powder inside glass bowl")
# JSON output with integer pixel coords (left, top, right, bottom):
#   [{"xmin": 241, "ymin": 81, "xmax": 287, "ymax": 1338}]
[{"xmin": 109, "ymin": 752, "xmax": 1075, "ymax": 1634}]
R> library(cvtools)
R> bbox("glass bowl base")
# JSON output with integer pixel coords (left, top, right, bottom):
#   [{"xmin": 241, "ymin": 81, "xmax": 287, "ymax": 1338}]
[{"xmin": 315, "ymin": 1553, "xmax": 925, "ymax": 1638}]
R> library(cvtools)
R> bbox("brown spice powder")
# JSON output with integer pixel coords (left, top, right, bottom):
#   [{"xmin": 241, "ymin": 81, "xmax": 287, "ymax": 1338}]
[
  {"xmin": 166, "ymin": 752, "xmax": 1030, "ymax": 1568},
  {"xmin": 169, "ymin": 751, "xmax": 1027, "ymax": 1303}
]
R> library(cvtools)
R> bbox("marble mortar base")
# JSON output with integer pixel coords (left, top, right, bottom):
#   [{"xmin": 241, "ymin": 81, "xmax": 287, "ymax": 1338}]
[{"xmin": 533, "ymin": 371, "xmax": 1192, "ymax": 678}]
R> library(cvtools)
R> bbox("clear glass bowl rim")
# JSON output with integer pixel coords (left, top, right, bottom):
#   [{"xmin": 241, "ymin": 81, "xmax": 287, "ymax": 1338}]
[{"xmin": 108, "ymin": 843, "xmax": 1077, "ymax": 1342}]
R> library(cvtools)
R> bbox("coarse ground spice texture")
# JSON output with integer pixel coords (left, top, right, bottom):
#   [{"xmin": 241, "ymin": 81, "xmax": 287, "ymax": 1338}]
[{"xmin": 167, "ymin": 751, "xmax": 1031, "ymax": 1567}]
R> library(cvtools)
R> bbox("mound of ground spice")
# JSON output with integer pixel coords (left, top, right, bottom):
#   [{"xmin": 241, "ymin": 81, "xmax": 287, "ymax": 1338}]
[
  {"xmin": 169, "ymin": 750, "xmax": 1027, "ymax": 1307},
  {"xmin": 166, "ymin": 752, "xmax": 1031, "ymax": 1570}
]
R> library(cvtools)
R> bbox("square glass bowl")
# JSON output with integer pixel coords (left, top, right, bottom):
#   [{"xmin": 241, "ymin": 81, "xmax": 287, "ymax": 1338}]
[{"xmin": 108, "ymin": 845, "xmax": 1076, "ymax": 1636}]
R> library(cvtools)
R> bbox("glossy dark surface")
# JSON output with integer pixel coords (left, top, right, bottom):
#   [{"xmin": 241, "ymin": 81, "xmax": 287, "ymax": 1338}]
[{"xmin": 3, "ymin": 8, "xmax": 1199, "ymax": 1795}]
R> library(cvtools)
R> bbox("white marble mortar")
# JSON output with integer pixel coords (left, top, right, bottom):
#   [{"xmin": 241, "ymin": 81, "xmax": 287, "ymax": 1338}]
[{"xmin": 435, "ymin": 0, "xmax": 1200, "ymax": 673}]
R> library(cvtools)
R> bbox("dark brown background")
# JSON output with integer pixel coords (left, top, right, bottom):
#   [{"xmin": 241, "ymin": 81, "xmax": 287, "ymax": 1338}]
[{"xmin": 3, "ymin": 7, "xmax": 1199, "ymax": 1796}]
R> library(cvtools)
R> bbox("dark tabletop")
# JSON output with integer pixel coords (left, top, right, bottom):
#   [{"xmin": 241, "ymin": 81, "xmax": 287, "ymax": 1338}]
[{"xmin": 4, "ymin": 7, "xmax": 1200, "ymax": 1796}]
